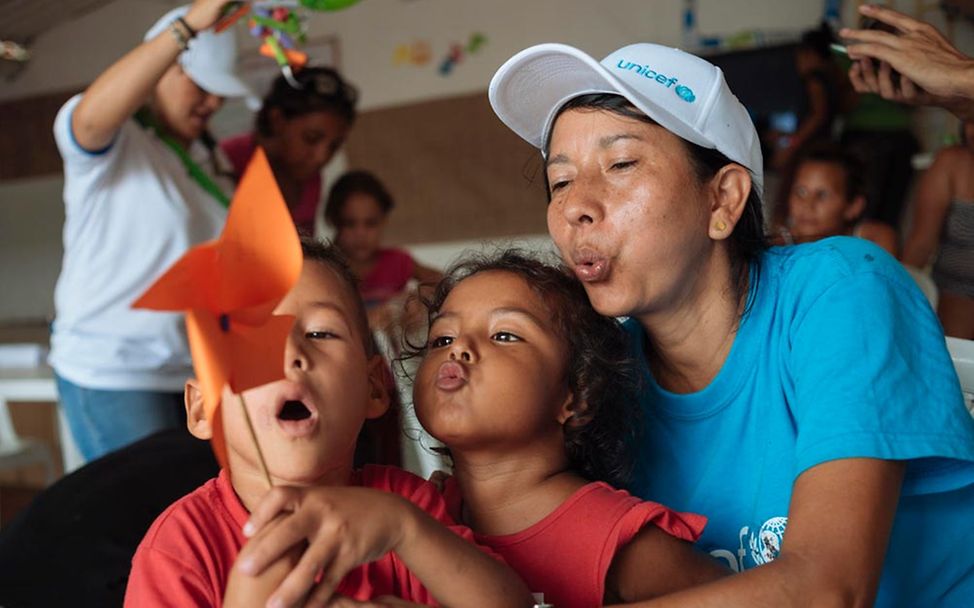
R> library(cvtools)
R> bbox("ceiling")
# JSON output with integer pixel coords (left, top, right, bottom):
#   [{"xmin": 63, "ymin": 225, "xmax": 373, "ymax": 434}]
[{"xmin": 0, "ymin": 0, "xmax": 121, "ymax": 44}]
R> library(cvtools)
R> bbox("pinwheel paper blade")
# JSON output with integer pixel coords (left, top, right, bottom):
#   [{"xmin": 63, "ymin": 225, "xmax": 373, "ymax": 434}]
[{"xmin": 132, "ymin": 147, "xmax": 303, "ymax": 465}]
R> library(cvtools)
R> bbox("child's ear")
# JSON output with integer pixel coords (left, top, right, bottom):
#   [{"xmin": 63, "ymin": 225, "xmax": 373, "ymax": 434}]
[
  {"xmin": 365, "ymin": 354, "xmax": 391, "ymax": 419},
  {"xmin": 844, "ymin": 194, "xmax": 867, "ymax": 222},
  {"xmin": 185, "ymin": 379, "xmax": 213, "ymax": 440},
  {"xmin": 556, "ymin": 391, "xmax": 593, "ymax": 428}
]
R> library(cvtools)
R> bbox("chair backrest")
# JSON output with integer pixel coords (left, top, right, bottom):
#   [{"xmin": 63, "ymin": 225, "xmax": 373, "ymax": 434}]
[
  {"xmin": 946, "ymin": 337, "xmax": 974, "ymax": 416},
  {"xmin": 0, "ymin": 398, "xmax": 25, "ymax": 453}
]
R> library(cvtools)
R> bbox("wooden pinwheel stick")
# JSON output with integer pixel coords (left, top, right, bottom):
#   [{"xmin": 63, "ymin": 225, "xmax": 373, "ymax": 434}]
[{"xmin": 238, "ymin": 393, "xmax": 274, "ymax": 490}]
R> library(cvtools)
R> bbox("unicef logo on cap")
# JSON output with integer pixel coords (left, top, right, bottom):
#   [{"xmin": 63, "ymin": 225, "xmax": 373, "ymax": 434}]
[{"xmin": 615, "ymin": 59, "xmax": 696, "ymax": 103}]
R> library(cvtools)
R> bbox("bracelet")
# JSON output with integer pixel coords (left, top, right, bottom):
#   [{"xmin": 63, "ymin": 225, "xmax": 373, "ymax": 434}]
[
  {"xmin": 175, "ymin": 16, "xmax": 197, "ymax": 39},
  {"xmin": 169, "ymin": 21, "xmax": 190, "ymax": 51}
]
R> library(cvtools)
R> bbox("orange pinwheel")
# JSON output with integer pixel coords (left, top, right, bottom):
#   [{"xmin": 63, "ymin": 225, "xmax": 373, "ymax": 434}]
[{"xmin": 134, "ymin": 147, "xmax": 302, "ymax": 470}]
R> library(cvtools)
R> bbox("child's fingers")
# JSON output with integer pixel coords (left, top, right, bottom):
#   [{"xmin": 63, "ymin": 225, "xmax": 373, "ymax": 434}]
[
  {"xmin": 267, "ymin": 539, "xmax": 339, "ymax": 608},
  {"xmin": 245, "ymin": 486, "xmax": 300, "ymax": 537},
  {"xmin": 238, "ymin": 510, "xmax": 313, "ymax": 576},
  {"xmin": 306, "ymin": 544, "xmax": 364, "ymax": 606}
]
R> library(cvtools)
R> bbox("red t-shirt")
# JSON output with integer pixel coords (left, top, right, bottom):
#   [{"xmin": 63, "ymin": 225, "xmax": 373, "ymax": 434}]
[
  {"xmin": 443, "ymin": 478, "xmax": 707, "ymax": 608},
  {"xmin": 360, "ymin": 248, "xmax": 416, "ymax": 308},
  {"xmin": 220, "ymin": 133, "xmax": 321, "ymax": 235},
  {"xmin": 125, "ymin": 466, "xmax": 469, "ymax": 607}
]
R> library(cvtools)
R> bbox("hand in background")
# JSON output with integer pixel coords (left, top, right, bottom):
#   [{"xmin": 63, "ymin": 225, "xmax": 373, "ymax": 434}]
[
  {"xmin": 183, "ymin": 0, "xmax": 237, "ymax": 32},
  {"xmin": 841, "ymin": 4, "xmax": 974, "ymax": 121}
]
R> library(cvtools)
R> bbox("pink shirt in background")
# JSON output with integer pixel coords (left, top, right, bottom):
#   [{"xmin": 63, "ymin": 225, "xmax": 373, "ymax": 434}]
[
  {"xmin": 360, "ymin": 248, "xmax": 416, "ymax": 307},
  {"xmin": 220, "ymin": 133, "xmax": 322, "ymax": 235}
]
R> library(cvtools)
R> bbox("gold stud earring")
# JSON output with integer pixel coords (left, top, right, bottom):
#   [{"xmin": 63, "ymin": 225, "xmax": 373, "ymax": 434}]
[{"xmin": 714, "ymin": 220, "xmax": 727, "ymax": 232}]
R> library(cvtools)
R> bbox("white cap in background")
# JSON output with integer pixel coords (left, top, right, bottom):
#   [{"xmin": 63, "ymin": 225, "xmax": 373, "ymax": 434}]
[{"xmin": 144, "ymin": 5, "xmax": 251, "ymax": 98}]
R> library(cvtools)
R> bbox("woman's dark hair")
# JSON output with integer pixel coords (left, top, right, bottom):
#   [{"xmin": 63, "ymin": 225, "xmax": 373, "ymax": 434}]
[
  {"xmin": 402, "ymin": 249, "xmax": 641, "ymax": 488},
  {"xmin": 799, "ymin": 22, "xmax": 836, "ymax": 60},
  {"xmin": 796, "ymin": 142, "xmax": 866, "ymax": 200},
  {"xmin": 256, "ymin": 66, "xmax": 358, "ymax": 137},
  {"xmin": 324, "ymin": 170, "xmax": 395, "ymax": 227},
  {"xmin": 544, "ymin": 93, "xmax": 768, "ymax": 311}
]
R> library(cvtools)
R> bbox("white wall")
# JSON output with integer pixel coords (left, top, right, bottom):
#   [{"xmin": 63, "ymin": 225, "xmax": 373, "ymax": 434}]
[
  {"xmin": 2, "ymin": 0, "xmax": 969, "ymax": 323},
  {"xmin": 1, "ymin": 0, "xmax": 830, "ymax": 106}
]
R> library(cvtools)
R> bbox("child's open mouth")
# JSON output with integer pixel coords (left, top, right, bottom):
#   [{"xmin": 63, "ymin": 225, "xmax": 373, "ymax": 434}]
[{"xmin": 275, "ymin": 398, "xmax": 319, "ymax": 437}]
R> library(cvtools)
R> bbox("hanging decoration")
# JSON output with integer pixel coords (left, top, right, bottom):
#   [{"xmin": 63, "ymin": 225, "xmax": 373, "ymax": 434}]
[
  {"xmin": 215, "ymin": 0, "xmax": 364, "ymax": 87},
  {"xmin": 437, "ymin": 32, "xmax": 487, "ymax": 76}
]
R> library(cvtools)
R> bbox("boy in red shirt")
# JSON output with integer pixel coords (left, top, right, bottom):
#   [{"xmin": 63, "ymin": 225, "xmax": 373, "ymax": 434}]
[{"xmin": 124, "ymin": 239, "xmax": 532, "ymax": 607}]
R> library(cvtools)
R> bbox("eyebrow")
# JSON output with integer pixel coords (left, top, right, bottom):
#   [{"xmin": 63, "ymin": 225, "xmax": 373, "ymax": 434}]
[
  {"xmin": 490, "ymin": 306, "xmax": 548, "ymax": 329},
  {"xmin": 546, "ymin": 132, "xmax": 644, "ymax": 167},
  {"xmin": 599, "ymin": 133, "xmax": 644, "ymax": 148},
  {"xmin": 431, "ymin": 306, "xmax": 548, "ymax": 329},
  {"xmin": 306, "ymin": 300, "xmax": 352, "ymax": 323}
]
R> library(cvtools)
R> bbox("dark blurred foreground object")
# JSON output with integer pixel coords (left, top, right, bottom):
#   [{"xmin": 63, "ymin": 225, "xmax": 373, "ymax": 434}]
[{"xmin": 0, "ymin": 429, "xmax": 218, "ymax": 608}]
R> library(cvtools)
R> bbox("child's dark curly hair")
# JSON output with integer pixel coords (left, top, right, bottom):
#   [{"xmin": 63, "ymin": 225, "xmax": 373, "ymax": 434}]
[{"xmin": 403, "ymin": 249, "xmax": 641, "ymax": 488}]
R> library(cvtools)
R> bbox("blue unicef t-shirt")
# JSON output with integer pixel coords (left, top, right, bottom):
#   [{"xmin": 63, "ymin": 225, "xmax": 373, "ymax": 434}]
[{"xmin": 626, "ymin": 238, "xmax": 974, "ymax": 607}]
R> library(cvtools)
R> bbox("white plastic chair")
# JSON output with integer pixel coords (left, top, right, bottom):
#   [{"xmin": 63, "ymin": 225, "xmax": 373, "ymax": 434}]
[
  {"xmin": 946, "ymin": 337, "xmax": 974, "ymax": 417},
  {"xmin": 371, "ymin": 328, "xmax": 448, "ymax": 480},
  {"xmin": 0, "ymin": 395, "xmax": 56, "ymax": 487}
]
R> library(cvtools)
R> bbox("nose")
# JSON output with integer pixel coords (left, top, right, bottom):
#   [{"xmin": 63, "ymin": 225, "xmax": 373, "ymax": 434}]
[
  {"xmin": 313, "ymin": 142, "xmax": 335, "ymax": 169},
  {"xmin": 561, "ymin": 174, "xmax": 604, "ymax": 227},
  {"xmin": 284, "ymin": 334, "xmax": 309, "ymax": 375},
  {"xmin": 447, "ymin": 337, "xmax": 476, "ymax": 363},
  {"xmin": 203, "ymin": 93, "xmax": 224, "ymax": 114}
]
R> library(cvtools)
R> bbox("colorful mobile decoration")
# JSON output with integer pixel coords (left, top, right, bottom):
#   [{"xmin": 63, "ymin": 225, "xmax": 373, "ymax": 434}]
[
  {"xmin": 393, "ymin": 40, "xmax": 432, "ymax": 66},
  {"xmin": 134, "ymin": 148, "xmax": 302, "ymax": 479},
  {"xmin": 438, "ymin": 32, "xmax": 487, "ymax": 76},
  {"xmin": 215, "ymin": 0, "xmax": 363, "ymax": 88}
]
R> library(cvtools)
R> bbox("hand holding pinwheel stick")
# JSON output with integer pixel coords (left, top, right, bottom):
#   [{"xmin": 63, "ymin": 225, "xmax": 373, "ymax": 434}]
[{"xmin": 134, "ymin": 147, "xmax": 303, "ymax": 483}]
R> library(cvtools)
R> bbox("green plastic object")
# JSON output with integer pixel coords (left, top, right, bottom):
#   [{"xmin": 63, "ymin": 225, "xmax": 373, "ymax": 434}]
[{"xmin": 299, "ymin": 0, "xmax": 362, "ymax": 10}]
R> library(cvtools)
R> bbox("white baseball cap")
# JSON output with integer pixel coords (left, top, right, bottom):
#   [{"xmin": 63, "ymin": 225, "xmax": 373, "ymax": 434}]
[
  {"xmin": 489, "ymin": 43, "xmax": 763, "ymax": 196},
  {"xmin": 145, "ymin": 5, "xmax": 251, "ymax": 98}
]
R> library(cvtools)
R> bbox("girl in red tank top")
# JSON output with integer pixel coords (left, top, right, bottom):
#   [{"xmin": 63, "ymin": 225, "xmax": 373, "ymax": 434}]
[{"xmin": 410, "ymin": 251, "xmax": 730, "ymax": 607}]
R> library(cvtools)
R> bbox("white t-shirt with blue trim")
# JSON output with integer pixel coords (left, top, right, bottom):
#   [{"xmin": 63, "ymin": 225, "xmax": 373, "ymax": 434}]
[
  {"xmin": 626, "ymin": 237, "xmax": 974, "ymax": 607},
  {"xmin": 50, "ymin": 95, "xmax": 229, "ymax": 391}
]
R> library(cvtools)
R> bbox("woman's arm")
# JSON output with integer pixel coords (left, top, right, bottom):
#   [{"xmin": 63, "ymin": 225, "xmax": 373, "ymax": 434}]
[
  {"xmin": 236, "ymin": 485, "xmax": 533, "ymax": 608},
  {"xmin": 71, "ymin": 0, "xmax": 228, "ymax": 151},
  {"xmin": 774, "ymin": 77, "xmax": 829, "ymax": 170},
  {"xmin": 616, "ymin": 458, "xmax": 905, "ymax": 608},
  {"xmin": 901, "ymin": 150, "xmax": 955, "ymax": 268},
  {"xmin": 604, "ymin": 526, "xmax": 730, "ymax": 603}
]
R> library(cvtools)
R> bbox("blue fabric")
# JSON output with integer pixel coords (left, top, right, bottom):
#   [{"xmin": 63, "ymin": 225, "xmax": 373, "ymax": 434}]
[
  {"xmin": 626, "ymin": 237, "xmax": 974, "ymax": 607},
  {"xmin": 55, "ymin": 373, "xmax": 185, "ymax": 461}
]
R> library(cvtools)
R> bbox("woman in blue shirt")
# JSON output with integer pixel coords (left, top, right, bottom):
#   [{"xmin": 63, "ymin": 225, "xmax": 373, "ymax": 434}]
[{"xmin": 483, "ymin": 42, "xmax": 974, "ymax": 606}]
